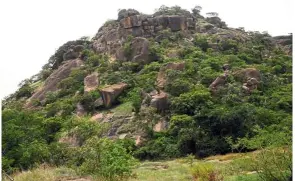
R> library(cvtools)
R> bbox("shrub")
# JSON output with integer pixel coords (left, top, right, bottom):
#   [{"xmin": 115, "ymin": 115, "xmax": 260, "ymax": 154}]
[
  {"xmin": 190, "ymin": 163, "xmax": 223, "ymax": 181},
  {"xmin": 194, "ymin": 35, "xmax": 209, "ymax": 52},
  {"xmin": 79, "ymin": 137, "xmax": 138, "ymax": 180}
]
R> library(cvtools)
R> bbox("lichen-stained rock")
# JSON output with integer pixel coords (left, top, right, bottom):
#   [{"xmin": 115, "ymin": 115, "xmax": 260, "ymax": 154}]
[
  {"xmin": 156, "ymin": 62, "xmax": 185, "ymax": 89},
  {"xmin": 84, "ymin": 72, "xmax": 99, "ymax": 93},
  {"xmin": 26, "ymin": 59, "xmax": 83, "ymax": 107},
  {"xmin": 150, "ymin": 91, "xmax": 169, "ymax": 112},
  {"xmin": 99, "ymin": 83, "xmax": 128, "ymax": 108}
]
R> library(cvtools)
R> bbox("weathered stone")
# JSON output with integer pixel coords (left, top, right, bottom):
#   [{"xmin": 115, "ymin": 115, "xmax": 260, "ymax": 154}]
[
  {"xmin": 131, "ymin": 27, "xmax": 144, "ymax": 36},
  {"xmin": 153, "ymin": 119, "xmax": 168, "ymax": 132},
  {"xmin": 94, "ymin": 97, "xmax": 104, "ymax": 108},
  {"xmin": 26, "ymin": 59, "xmax": 83, "ymax": 107},
  {"xmin": 130, "ymin": 37, "xmax": 150, "ymax": 63},
  {"xmin": 76, "ymin": 103, "xmax": 86, "ymax": 117},
  {"xmin": 150, "ymin": 91, "xmax": 169, "ymax": 112},
  {"xmin": 242, "ymin": 77, "xmax": 259, "ymax": 92},
  {"xmin": 209, "ymin": 74, "xmax": 227, "ymax": 92},
  {"xmin": 59, "ymin": 135, "xmax": 80, "ymax": 147},
  {"xmin": 119, "ymin": 133, "xmax": 128, "ymax": 139},
  {"xmin": 135, "ymin": 135, "xmax": 142, "ymax": 146},
  {"xmin": 91, "ymin": 113, "xmax": 104, "ymax": 122},
  {"xmin": 168, "ymin": 16, "xmax": 187, "ymax": 31},
  {"xmin": 156, "ymin": 62, "xmax": 185, "ymax": 89},
  {"xmin": 233, "ymin": 68, "xmax": 261, "ymax": 82},
  {"xmin": 99, "ymin": 83, "xmax": 128, "ymax": 108},
  {"xmin": 73, "ymin": 45, "xmax": 84, "ymax": 52},
  {"xmin": 118, "ymin": 9, "xmax": 140, "ymax": 20},
  {"xmin": 63, "ymin": 49, "xmax": 80, "ymax": 61},
  {"xmin": 84, "ymin": 72, "xmax": 99, "ymax": 93},
  {"xmin": 156, "ymin": 16, "xmax": 169, "ymax": 28}
]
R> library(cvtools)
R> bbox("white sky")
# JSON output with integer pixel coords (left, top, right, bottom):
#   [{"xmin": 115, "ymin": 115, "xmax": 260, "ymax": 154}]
[{"xmin": 0, "ymin": 0, "xmax": 293, "ymax": 99}]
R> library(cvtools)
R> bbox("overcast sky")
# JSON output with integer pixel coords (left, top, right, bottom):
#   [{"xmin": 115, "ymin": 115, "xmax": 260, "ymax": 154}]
[{"xmin": 0, "ymin": 0, "xmax": 293, "ymax": 99}]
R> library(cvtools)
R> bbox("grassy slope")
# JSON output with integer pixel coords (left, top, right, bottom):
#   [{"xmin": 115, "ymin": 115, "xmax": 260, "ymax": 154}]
[{"xmin": 4, "ymin": 152, "xmax": 261, "ymax": 181}]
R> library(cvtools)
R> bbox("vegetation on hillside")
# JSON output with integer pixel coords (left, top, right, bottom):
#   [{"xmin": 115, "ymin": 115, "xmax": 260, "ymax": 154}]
[{"xmin": 2, "ymin": 5, "xmax": 292, "ymax": 181}]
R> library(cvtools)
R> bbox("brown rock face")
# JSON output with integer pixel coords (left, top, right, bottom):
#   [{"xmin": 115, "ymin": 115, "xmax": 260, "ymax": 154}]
[
  {"xmin": 84, "ymin": 72, "xmax": 99, "ymax": 93},
  {"xmin": 26, "ymin": 59, "xmax": 83, "ymax": 106},
  {"xmin": 150, "ymin": 91, "xmax": 169, "ymax": 112},
  {"xmin": 99, "ymin": 83, "xmax": 128, "ymax": 108},
  {"xmin": 156, "ymin": 62, "xmax": 185, "ymax": 89}
]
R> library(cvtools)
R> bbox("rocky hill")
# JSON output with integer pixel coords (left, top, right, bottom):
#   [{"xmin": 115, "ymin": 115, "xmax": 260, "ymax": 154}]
[{"xmin": 2, "ymin": 5, "xmax": 292, "ymax": 181}]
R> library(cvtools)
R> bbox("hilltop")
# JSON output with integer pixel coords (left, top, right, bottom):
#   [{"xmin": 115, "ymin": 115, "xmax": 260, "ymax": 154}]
[{"xmin": 2, "ymin": 5, "xmax": 292, "ymax": 181}]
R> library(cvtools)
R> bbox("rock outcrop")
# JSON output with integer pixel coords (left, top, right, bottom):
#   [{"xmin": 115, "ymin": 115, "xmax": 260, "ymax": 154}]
[
  {"xmin": 156, "ymin": 62, "xmax": 185, "ymax": 89},
  {"xmin": 234, "ymin": 68, "xmax": 261, "ymax": 92},
  {"xmin": 116, "ymin": 37, "xmax": 150, "ymax": 63},
  {"xmin": 209, "ymin": 64, "xmax": 230, "ymax": 92},
  {"xmin": 153, "ymin": 119, "xmax": 168, "ymax": 132},
  {"xmin": 76, "ymin": 103, "xmax": 86, "ymax": 117},
  {"xmin": 150, "ymin": 91, "xmax": 169, "ymax": 112},
  {"xmin": 92, "ymin": 9, "xmax": 196, "ymax": 60},
  {"xmin": 233, "ymin": 68, "xmax": 261, "ymax": 82},
  {"xmin": 84, "ymin": 72, "xmax": 99, "ymax": 93},
  {"xmin": 99, "ymin": 83, "xmax": 128, "ymax": 108},
  {"xmin": 27, "ymin": 59, "xmax": 83, "ymax": 106}
]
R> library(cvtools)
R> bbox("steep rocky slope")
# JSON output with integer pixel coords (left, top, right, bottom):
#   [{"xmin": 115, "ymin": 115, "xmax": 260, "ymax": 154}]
[{"xmin": 2, "ymin": 5, "xmax": 292, "ymax": 180}]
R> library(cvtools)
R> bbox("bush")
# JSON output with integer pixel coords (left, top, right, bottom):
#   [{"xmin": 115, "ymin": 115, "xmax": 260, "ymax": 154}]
[
  {"xmin": 190, "ymin": 163, "xmax": 223, "ymax": 181},
  {"xmin": 134, "ymin": 137, "xmax": 180, "ymax": 160},
  {"xmin": 194, "ymin": 35, "xmax": 209, "ymax": 52},
  {"xmin": 79, "ymin": 137, "xmax": 138, "ymax": 180},
  {"xmin": 171, "ymin": 87, "xmax": 211, "ymax": 115}
]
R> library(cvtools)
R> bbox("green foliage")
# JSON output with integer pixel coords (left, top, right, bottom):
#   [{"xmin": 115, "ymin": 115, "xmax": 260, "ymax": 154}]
[
  {"xmin": 15, "ymin": 84, "xmax": 33, "ymax": 99},
  {"xmin": 190, "ymin": 163, "xmax": 223, "ymax": 181},
  {"xmin": 78, "ymin": 137, "xmax": 138, "ymax": 180},
  {"xmin": 79, "ymin": 91, "xmax": 101, "ymax": 112},
  {"xmin": 171, "ymin": 86, "xmax": 211, "ymax": 115},
  {"xmin": 134, "ymin": 137, "xmax": 180, "ymax": 160},
  {"xmin": 194, "ymin": 35, "xmax": 210, "ymax": 51},
  {"xmin": 1, "ymin": 5, "xmax": 293, "ymax": 176},
  {"xmin": 165, "ymin": 78, "xmax": 192, "ymax": 96}
]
